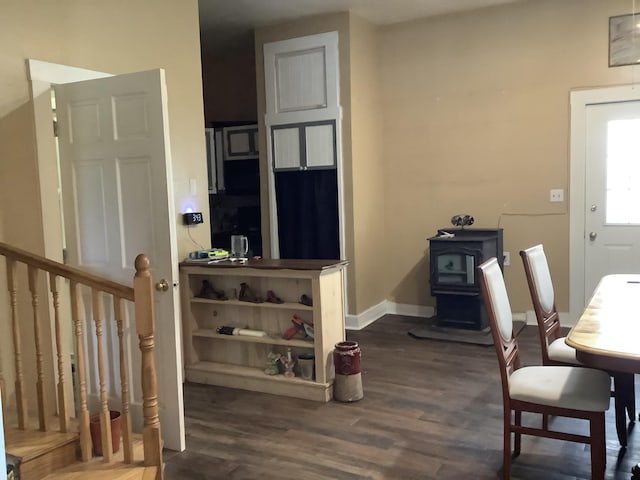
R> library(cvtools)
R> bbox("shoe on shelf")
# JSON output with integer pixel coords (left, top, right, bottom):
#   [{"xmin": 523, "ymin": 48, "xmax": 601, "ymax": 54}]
[
  {"xmin": 239, "ymin": 282, "xmax": 264, "ymax": 303},
  {"xmin": 197, "ymin": 280, "xmax": 228, "ymax": 300},
  {"xmin": 299, "ymin": 294, "xmax": 313, "ymax": 307},
  {"xmin": 282, "ymin": 314, "xmax": 309, "ymax": 340},
  {"xmin": 266, "ymin": 290, "xmax": 284, "ymax": 304}
]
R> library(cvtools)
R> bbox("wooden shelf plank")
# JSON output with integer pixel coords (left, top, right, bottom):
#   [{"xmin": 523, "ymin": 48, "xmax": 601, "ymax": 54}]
[
  {"xmin": 192, "ymin": 329, "xmax": 312, "ymax": 348},
  {"xmin": 185, "ymin": 361, "xmax": 332, "ymax": 402},
  {"xmin": 190, "ymin": 297, "xmax": 313, "ymax": 311}
]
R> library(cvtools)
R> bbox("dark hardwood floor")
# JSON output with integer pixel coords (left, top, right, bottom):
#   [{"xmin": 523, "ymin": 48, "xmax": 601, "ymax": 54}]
[{"xmin": 164, "ymin": 314, "xmax": 640, "ymax": 479}]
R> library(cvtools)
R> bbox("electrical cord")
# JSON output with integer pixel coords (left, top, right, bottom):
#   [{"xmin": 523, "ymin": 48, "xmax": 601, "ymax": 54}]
[{"xmin": 186, "ymin": 224, "xmax": 205, "ymax": 250}]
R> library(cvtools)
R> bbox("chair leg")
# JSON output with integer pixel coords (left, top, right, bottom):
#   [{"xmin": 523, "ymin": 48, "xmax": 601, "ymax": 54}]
[
  {"xmin": 614, "ymin": 373, "xmax": 635, "ymax": 447},
  {"xmin": 590, "ymin": 413, "xmax": 606, "ymax": 480},
  {"xmin": 503, "ymin": 411, "xmax": 512, "ymax": 480},
  {"xmin": 513, "ymin": 411, "xmax": 521, "ymax": 457},
  {"xmin": 628, "ymin": 374, "xmax": 637, "ymax": 422}
]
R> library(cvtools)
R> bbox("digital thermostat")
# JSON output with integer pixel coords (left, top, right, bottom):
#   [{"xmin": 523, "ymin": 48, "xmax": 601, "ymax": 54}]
[{"xmin": 183, "ymin": 212, "xmax": 204, "ymax": 225}]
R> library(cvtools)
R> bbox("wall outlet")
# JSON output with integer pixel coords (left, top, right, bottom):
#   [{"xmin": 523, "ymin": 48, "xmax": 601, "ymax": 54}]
[
  {"xmin": 550, "ymin": 188, "xmax": 564, "ymax": 202},
  {"xmin": 503, "ymin": 252, "xmax": 510, "ymax": 266}
]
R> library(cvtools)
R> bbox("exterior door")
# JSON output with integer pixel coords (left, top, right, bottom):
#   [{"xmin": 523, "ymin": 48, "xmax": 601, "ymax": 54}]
[
  {"xmin": 54, "ymin": 69, "xmax": 184, "ymax": 451},
  {"xmin": 584, "ymin": 100, "xmax": 640, "ymax": 302}
]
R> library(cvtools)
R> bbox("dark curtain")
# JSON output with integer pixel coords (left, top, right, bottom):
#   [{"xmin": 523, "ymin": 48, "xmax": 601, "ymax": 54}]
[{"xmin": 275, "ymin": 169, "xmax": 339, "ymax": 259}]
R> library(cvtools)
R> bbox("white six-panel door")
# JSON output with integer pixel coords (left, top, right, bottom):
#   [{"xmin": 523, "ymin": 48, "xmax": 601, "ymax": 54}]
[{"xmin": 54, "ymin": 69, "xmax": 184, "ymax": 451}]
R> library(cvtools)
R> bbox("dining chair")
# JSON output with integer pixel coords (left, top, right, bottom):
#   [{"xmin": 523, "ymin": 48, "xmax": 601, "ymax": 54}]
[
  {"xmin": 477, "ymin": 257, "xmax": 610, "ymax": 480},
  {"xmin": 520, "ymin": 244, "xmax": 636, "ymax": 447}
]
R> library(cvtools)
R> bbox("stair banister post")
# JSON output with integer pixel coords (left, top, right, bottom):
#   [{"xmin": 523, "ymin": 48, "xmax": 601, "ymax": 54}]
[
  {"xmin": 70, "ymin": 280, "xmax": 92, "ymax": 461},
  {"xmin": 114, "ymin": 295, "xmax": 134, "ymax": 464},
  {"xmin": 134, "ymin": 254, "xmax": 163, "ymax": 478},
  {"xmin": 6, "ymin": 258, "xmax": 28, "ymax": 429},
  {"xmin": 49, "ymin": 273, "xmax": 69, "ymax": 433},
  {"xmin": 27, "ymin": 265, "xmax": 47, "ymax": 432},
  {"xmin": 92, "ymin": 287, "xmax": 113, "ymax": 463}
]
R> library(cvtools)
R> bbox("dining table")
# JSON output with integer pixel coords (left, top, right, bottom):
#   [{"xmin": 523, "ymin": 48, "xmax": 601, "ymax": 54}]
[{"xmin": 566, "ymin": 274, "xmax": 640, "ymax": 478}]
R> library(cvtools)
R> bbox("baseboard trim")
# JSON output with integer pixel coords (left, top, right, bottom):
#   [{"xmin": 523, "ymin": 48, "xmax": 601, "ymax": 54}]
[
  {"xmin": 346, "ymin": 301, "xmax": 389, "ymax": 330},
  {"xmin": 347, "ymin": 301, "xmax": 533, "ymax": 331},
  {"xmin": 346, "ymin": 301, "xmax": 434, "ymax": 330}
]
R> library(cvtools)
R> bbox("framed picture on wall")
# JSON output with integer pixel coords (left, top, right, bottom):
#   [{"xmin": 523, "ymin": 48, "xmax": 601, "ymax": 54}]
[{"xmin": 609, "ymin": 13, "xmax": 640, "ymax": 67}]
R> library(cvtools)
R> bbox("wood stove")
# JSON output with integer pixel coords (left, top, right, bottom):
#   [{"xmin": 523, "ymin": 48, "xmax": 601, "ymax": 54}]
[{"xmin": 428, "ymin": 228, "xmax": 503, "ymax": 330}]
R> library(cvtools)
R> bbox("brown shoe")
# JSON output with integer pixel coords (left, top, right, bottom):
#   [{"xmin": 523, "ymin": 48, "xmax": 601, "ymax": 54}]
[
  {"xmin": 266, "ymin": 290, "xmax": 284, "ymax": 304},
  {"xmin": 239, "ymin": 282, "xmax": 264, "ymax": 303}
]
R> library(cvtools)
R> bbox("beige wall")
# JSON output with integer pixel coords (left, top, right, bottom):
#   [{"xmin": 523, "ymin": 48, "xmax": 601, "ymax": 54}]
[
  {"xmin": 380, "ymin": 0, "xmax": 633, "ymax": 313},
  {"xmin": 348, "ymin": 14, "xmax": 387, "ymax": 313},
  {"xmin": 0, "ymin": 0, "xmax": 207, "ymax": 406}
]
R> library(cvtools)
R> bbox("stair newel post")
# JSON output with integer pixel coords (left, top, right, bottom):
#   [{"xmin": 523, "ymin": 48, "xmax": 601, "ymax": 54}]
[
  {"xmin": 28, "ymin": 265, "xmax": 48, "ymax": 432},
  {"xmin": 114, "ymin": 295, "xmax": 134, "ymax": 464},
  {"xmin": 70, "ymin": 280, "xmax": 92, "ymax": 461},
  {"xmin": 92, "ymin": 287, "xmax": 113, "ymax": 462},
  {"xmin": 134, "ymin": 254, "xmax": 164, "ymax": 478},
  {"xmin": 6, "ymin": 258, "xmax": 27, "ymax": 429},
  {"xmin": 49, "ymin": 273, "xmax": 69, "ymax": 433}
]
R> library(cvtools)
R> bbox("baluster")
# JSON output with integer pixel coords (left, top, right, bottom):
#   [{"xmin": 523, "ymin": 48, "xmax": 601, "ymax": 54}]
[
  {"xmin": 28, "ymin": 265, "xmax": 47, "ymax": 431},
  {"xmin": 0, "ymin": 357, "xmax": 5, "ymax": 437},
  {"xmin": 114, "ymin": 296, "xmax": 133, "ymax": 463},
  {"xmin": 92, "ymin": 288, "xmax": 113, "ymax": 462},
  {"xmin": 49, "ymin": 273, "xmax": 69, "ymax": 433},
  {"xmin": 134, "ymin": 255, "xmax": 163, "ymax": 477},
  {"xmin": 70, "ymin": 281, "xmax": 91, "ymax": 461},
  {"xmin": 6, "ymin": 258, "xmax": 27, "ymax": 429}
]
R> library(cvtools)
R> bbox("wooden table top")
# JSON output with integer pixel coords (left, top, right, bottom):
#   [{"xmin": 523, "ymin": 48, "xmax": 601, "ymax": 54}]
[{"xmin": 566, "ymin": 274, "xmax": 640, "ymax": 373}]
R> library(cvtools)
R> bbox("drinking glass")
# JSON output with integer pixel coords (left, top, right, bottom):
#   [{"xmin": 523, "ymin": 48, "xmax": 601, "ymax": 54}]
[{"xmin": 231, "ymin": 235, "xmax": 249, "ymax": 258}]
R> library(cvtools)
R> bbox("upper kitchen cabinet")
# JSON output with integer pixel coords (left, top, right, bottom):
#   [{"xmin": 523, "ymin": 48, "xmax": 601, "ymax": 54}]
[
  {"xmin": 272, "ymin": 121, "xmax": 336, "ymax": 171},
  {"xmin": 264, "ymin": 32, "xmax": 340, "ymax": 125},
  {"xmin": 223, "ymin": 124, "xmax": 259, "ymax": 160}
]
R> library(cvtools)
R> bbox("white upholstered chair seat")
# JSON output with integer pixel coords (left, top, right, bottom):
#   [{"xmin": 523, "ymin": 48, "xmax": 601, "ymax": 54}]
[
  {"xmin": 547, "ymin": 336, "xmax": 579, "ymax": 364},
  {"xmin": 510, "ymin": 365, "xmax": 611, "ymax": 412}
]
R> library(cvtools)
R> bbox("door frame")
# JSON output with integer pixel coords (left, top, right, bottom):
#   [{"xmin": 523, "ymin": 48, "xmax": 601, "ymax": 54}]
[
  {"xmin": 28, "ymin": 59, "xmax": 112, "ymax": 265},
  {"xmin": 569, "ymin": 84, "xmax": 640, "ymax": 321}
]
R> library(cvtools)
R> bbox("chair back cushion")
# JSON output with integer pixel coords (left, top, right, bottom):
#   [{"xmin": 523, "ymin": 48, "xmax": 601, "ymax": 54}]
[
  {"xmin": 527, "ymin": 246, "xmax": 555, "ymax": 313},
  {"xmin": 481, "ymin": 258, "xmax": 513, "ymax": 342}
]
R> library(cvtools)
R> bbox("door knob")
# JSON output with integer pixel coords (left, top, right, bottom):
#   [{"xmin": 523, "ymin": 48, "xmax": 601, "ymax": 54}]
[
  {"xmin": 590, "ymin": 204, "xmax": 597, "ymax": 212},
  {"xmin": 155, "ymin": 279, "xmax": 169, "ymax": 292},
  {"xmin": 589, "ymin": 232, "xmax": 597, "ymax": 241}
]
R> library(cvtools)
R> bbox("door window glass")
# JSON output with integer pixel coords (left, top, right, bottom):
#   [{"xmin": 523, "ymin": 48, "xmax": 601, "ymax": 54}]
[{"xmin": 607, "ymin": 118, "xmax": 640, "ymax": 224}]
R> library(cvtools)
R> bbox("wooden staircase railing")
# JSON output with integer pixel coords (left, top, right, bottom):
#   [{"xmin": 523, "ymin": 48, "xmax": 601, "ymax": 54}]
[{"xmin": 0, "ymin": 241, "xmax": 163, "ymax": 479}]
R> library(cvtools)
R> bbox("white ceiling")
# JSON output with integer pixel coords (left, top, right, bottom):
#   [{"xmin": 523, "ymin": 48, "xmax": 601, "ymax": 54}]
[{"xmin": 198, "ymin": 0, "xmax": 527, "ymax": 50}]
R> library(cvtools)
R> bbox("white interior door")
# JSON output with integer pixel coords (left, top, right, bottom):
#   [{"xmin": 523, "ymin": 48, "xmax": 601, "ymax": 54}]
[
  {"xmin": 584, "ymin": 100, "xmax": 640, "ymax": 301},
  {"xmin": 54, "ymin": 69, "xmax": 184, "ymax": 451}
]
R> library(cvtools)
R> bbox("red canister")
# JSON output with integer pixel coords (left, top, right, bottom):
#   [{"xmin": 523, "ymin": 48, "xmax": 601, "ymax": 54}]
[{"xmin": 333, "ymin": 341, "xmax": 361, "ymax": 375}]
